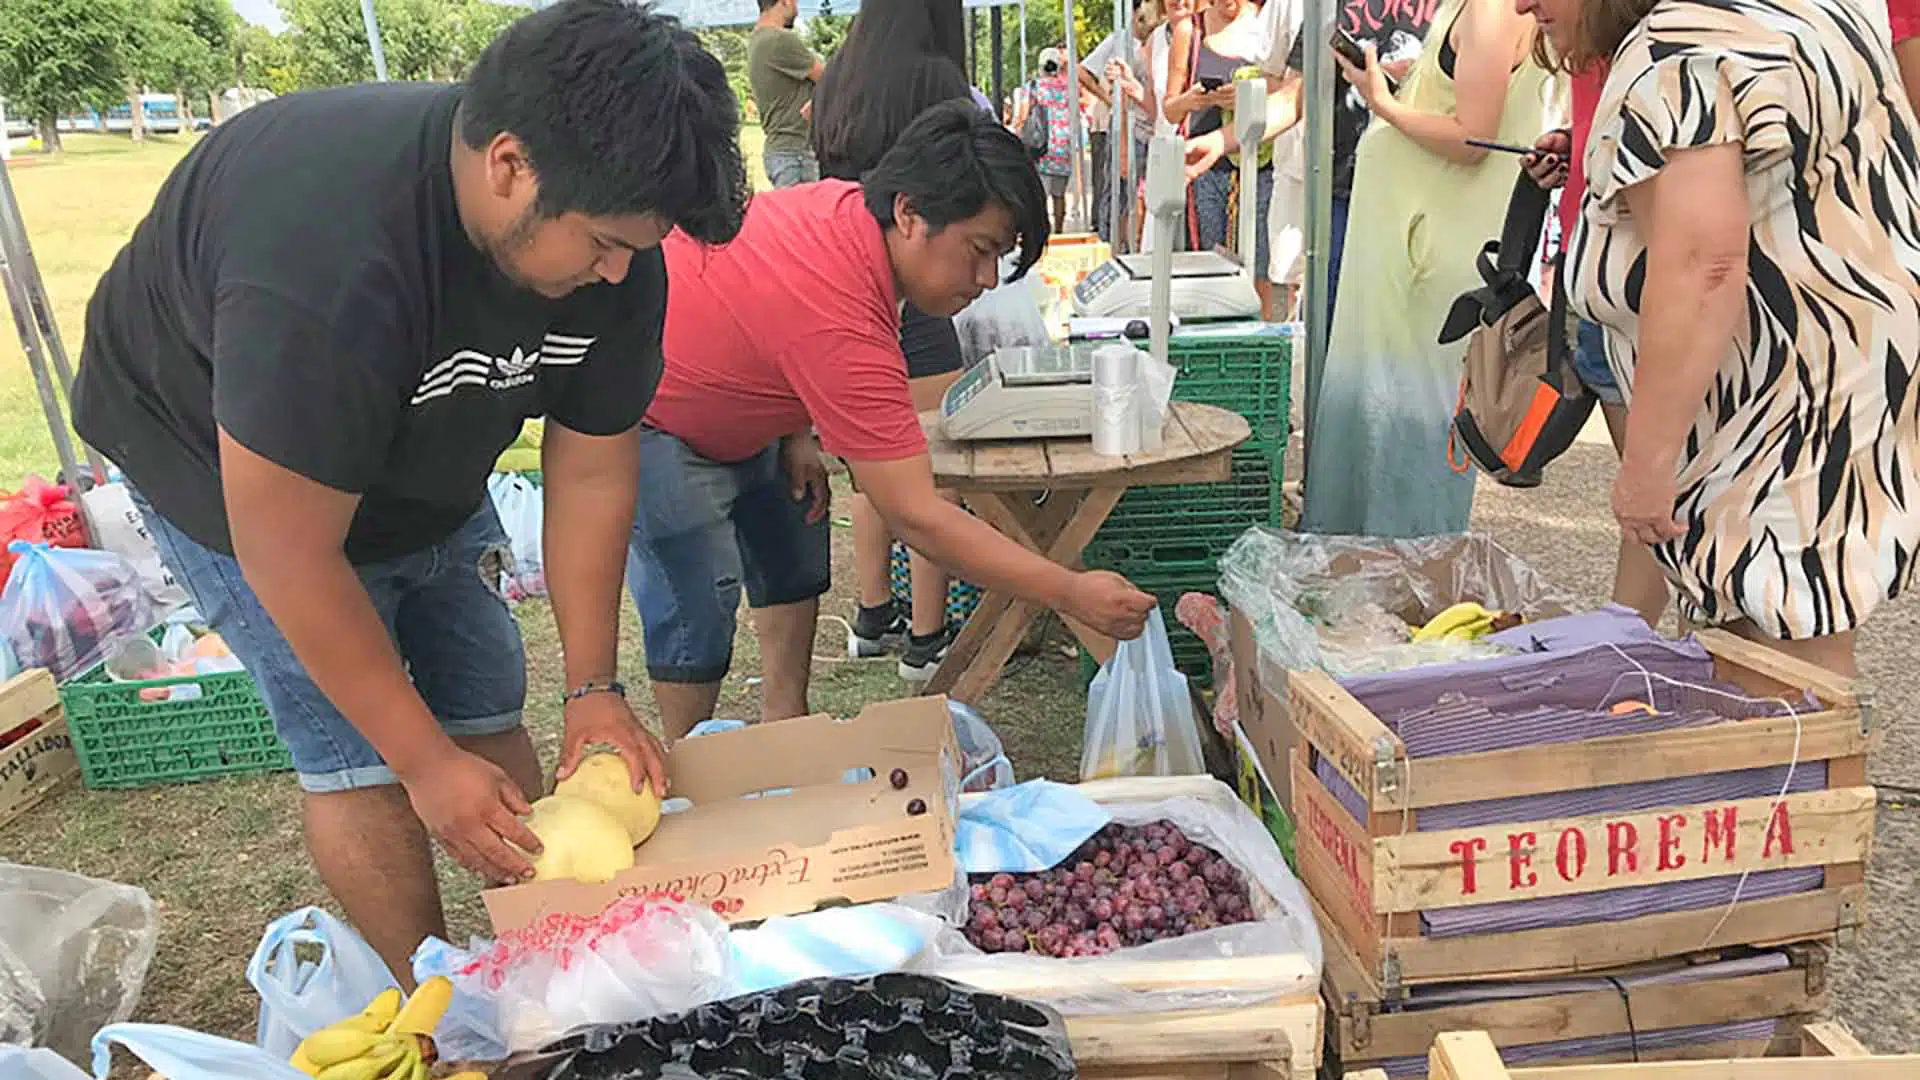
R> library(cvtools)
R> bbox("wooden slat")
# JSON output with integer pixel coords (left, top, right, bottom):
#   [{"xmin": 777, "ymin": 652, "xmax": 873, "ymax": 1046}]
[
  {"xmin": 1288, "ymin": 670, "xmax": 1404, "ymax": 805},
  {"xmin": 1292, "ymin": 752, "xmax": 1386, "ymax": 969},
  {"xmin": 1372, "ymin": 713, "xmax": 1871, "ymax": 812},
  {"xmin": 1374, "ymin": 788, "xmax": 1876, "ymax": 914},
  {"xmin": 1697, "ymin": 630, "xmax": 1859, "ymax": 708},
  {"xmin": 1506, "ymin": 1059, "xmax": 1920, "ymax": 1079},
  {"xmin": 0, "ymin": 669, "xmax": 57, "ymax": 736},
  {"xmin": 925, "ymin": 490, "xmax": 1071, "ymax": 695},
  {"xmin": 968, "ymin": 439, "xmax": 1050, "ymax": 483},
  {"xmin": 1432, "ymin": 1032, "xmax": 1513, "ymax": 1080},
  {"xmin": 921, "ymin": 411, "xmax": 972, "ymax": 482},
  {"xmin": 1799, "ymin": 1021, "xmax": 1873, "ymax": 1057},
  {"xmin": 1384, "ymin": 885, "xmax": 1863, "ymax": 985},
  {"xmin": 1067, "ymin": 998, "xmax": 1315, "ymax": 1067},
  {"xmin": 1336, "ymin": 965, "xmax": 1823, "ymax": 1062}
]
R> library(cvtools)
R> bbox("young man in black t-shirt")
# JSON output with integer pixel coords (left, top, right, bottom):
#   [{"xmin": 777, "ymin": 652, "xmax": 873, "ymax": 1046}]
[{"xmin": 71, "ymin": 0, "xmax": 746, "ymax": 980}]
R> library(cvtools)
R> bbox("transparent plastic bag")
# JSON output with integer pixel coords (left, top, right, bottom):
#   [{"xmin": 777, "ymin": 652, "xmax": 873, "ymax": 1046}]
[
  {"xmin": 1081, "ymin": 608, "xmax": 1206, "ymax": 780},
  {"xmin": 954, "ymin": 257, "xmax": 1052, "ymax": 369},
  {"xmin": 89, "ymin": 1023, "xmax": 309, "ymax": 1080},
  {"xmin": 413, "ymin": 896, "xmax": 734, "ymax": 1057},
  {"xmin": 1218, "ymin": 528, "xmax": 1575, "ymax": 682},
  {"xmin": 0, "ymin": 542, "xmax": 153, "ymax": 682},
  {"xmin": 246, "ymin": 906, "xmax": 400, "ymax": 1057},
  {"xmin": 947, "ymin": 700, "xmax": 1015, "ymax": 792},
  {"xmin": 1174, "ymin": 593, "xmax": 1238, "ymax": 738},
  {"xmin": 908, "ymin": 778, "xmax": 1323, "ymax": 1014},
  {"xmin": 0, "ymin": 864, "xmax": 160, "ymax": 1066}
]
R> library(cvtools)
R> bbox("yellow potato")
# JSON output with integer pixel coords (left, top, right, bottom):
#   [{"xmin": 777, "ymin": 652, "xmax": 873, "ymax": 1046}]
[{"xmin": 554, "ymin": 752, "xmax": 662, "ymax": 845}]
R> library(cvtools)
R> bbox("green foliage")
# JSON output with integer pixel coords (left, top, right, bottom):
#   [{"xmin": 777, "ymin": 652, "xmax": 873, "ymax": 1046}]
[
  {"xmin": 697, "ymin": 27, "xmax": 753, "ymax": 121},
  {"xmin": 802, "ymin": 12, "xmax": 851, "ymax": 58},
  {"xmin": 234, "ymin": 23, "xmax": 298, "ymax": 94},
  {"xmin": 0, "ymin": 0, "xmax": 135, "ymax": 127},
  {"xmin": 131, "ymin": 0, "xmax": 237, "ymax": 105},
  {"xmin": 276, "ymin": 0, "xmax": 525, "ymax": 86}
]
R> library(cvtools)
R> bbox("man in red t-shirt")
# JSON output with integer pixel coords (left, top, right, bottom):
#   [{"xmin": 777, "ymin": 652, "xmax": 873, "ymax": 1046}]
[{"xmin": 630, "ymin": 101, "xmax": 1157, "ymax": 738}]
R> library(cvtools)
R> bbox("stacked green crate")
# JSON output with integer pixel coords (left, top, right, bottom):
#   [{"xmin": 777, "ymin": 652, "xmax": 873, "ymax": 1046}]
[{"xmin": 1082, "ymin": 329, "xmax": 1293, "ymax": 681}]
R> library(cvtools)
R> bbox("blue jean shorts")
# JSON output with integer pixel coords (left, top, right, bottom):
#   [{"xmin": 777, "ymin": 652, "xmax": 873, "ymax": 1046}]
[
  {"xmin": 626, "ymin": 428, "xmax": 831, "ymax": 684},
  {"xmin": 1571, "ymin": 319, "xmax": 1625, "ymax": 405},
  {"xmin": 135, "ymin": 492, "xmax": 528, "ymax": 793},
  {"xmin": 763, "ymin": 149, "xmax": 820, "ymax": 189}
]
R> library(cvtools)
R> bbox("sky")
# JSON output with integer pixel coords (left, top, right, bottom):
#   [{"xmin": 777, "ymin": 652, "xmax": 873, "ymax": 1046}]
[{"xmin": 231, "ymin": 0, "xmax": 286, "ymax": 32}]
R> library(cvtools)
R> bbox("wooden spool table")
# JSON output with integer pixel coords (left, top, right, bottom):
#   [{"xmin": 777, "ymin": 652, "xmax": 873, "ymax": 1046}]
[{"xmin": 921, "ymin": 400, "xmax": 1252, "ymax": 705}]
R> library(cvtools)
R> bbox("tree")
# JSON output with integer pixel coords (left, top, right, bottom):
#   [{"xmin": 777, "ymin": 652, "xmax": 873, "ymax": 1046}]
[
  {"xmin": 234, "ymin": 23, "xmax": 298, "ymax": 94},
  {"xmin": 276, "ymin": 0, "xmax": 524, "ymax": 87},
  {"xmin": 697, "ymin": 27, "xmax": 752, "ymax": 122},
  {"xmin": 445, "ymin": 0, "xmax": 524, "ymax": 74},
  {"xmin": 130, "ymin": 0, "xmax": 233, "ymax": 122},
  {"xmin": 802, "ymin": 12, "xmax": 851, "ymax": 59},
  {"xmin": 0, "ymin": 0, "xmax": 134, "ymax": 151}
]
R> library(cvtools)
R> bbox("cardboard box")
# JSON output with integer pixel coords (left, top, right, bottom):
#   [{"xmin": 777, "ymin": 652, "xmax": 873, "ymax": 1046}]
[
  {"xmin": 0, "ymin": 668, "xmax": 78, "ymax": 828},
  {"xmin": 1232, "ymin": 607, "xmax": 1295, "ymax": 816},
  {"xmin": 483, "ymin": 697, "xmax": 961, "ymax": 933}
]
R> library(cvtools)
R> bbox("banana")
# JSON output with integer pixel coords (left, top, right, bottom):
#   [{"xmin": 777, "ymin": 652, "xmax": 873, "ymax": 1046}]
[
  {"xmin": 314, "ymin": 1039, "xmax": 408, "ymax": 1080},
  {"xmin": 290, "ymin": 1045, "xmax": 322, "ymax": 1077},
  {"xmin": 373, "ymin": 1041, "xmax": 422, "ymax": 1080},
  {"xmin": 390, "ymin": 976, "xmax": 454, "ymax": 1037},
  {"xmin": 358, "ymin": 987, "xmax": 404, "ymax": 1032},
  {"xmin": 1413, "ymin": 602, "xmax": 1495, "ymax": 643},
  {"xmin": 409, "ymin": 1059, "xmax": 434, "ymax": 1080},
  {"xmin": 298, "ymin": 1028, "xmax": 383, "ymax": 1069}
]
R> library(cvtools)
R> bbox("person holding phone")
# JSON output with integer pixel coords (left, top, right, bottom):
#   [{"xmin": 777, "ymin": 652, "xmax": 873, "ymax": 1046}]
[{"xmin": 1298, "ymin": 0, "xmax": 1547, "ymax": 538}]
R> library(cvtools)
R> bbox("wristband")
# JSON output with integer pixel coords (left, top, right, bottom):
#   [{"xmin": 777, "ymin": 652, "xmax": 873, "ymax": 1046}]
[{"xmin": 562, "ymin": 679, "xmax": 626, "ymax": 706}]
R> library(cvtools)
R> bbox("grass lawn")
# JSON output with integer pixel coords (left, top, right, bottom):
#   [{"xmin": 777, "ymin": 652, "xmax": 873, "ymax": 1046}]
[{"xmin": 0, "ymin": 127, "xmax": 1089, "ymax": 1047}]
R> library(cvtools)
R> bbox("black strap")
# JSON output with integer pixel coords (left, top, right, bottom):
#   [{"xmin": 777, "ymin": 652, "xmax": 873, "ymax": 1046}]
[{"xmin": 1437, "ymin": 169, "xmax": 1555, "ymax": 346}]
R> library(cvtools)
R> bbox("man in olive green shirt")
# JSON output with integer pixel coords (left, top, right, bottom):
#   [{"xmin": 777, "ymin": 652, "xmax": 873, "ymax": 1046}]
[{"xmin": 748, "ymin": 0, "xmax": 824, "ymax": 188}]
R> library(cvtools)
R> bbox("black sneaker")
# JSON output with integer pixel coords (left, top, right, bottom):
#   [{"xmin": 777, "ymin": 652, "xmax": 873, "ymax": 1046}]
[
  {"xmin": 848, "ymin": 601, "xmax": 907, "ymax": 658},
  {"xmin": 899, "ymin": 625, "xmax": 957, "ymax": 683}
]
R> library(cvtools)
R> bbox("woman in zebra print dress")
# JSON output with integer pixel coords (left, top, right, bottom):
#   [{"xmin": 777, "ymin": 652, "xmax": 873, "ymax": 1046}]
[{"xmin": 1519, "ymin": 0, "xmax": 1920, "ymax": 676}]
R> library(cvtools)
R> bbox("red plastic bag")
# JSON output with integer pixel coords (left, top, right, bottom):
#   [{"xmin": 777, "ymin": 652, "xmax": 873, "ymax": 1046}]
[{"xmin": 0, "ymin": 477, "xmax": 88, "ymax": 583}]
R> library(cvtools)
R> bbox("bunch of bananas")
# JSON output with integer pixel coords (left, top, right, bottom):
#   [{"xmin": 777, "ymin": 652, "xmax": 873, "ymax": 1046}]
[
  {"xmin": 1411, "ymin": 602, "xmax": 1520, "ymax": 644},
  {"xmin": 288, "ymin": 978, "xmax": 482, "ymax": 1080}
]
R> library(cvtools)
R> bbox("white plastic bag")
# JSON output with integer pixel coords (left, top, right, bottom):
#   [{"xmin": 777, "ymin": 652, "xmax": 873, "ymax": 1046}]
[
  {"xmin": 0, "ymin": 542, "xmax": 153, "ymax": 682},
  {"xmin": 485, "ymin": 473, "xmax": 544, "ymax": 602},
  {"xmin": 954, "ymin": 258, "xmax": 1052, "ymax": 369},
  {"xmin": 78, "ymin": 482, "xmax": 191, "ymax": 614},
  {"xmin": 1081, "ymin": 608, "xmax": 1206, "ymax": 780},
  {"xmin": 0, "ymin": 1047, "xmax": 88, "ymax": 1080},
  {"xmin": 89, "ymin": 1023, "xmax": 309, "ymax": 1080},
  {"xmin": 909, "ymin": 777, "xmax": 1323, "ymax": 1014},
  {"xmin": 246, "ymin": 907, "xmax": 399, "ymax": 1058},
  {"xmin": 0, "ymin": 864, "xmax": 160, "ymax": 1066},
  {"xmin": 413, "ymin": 896, "xmax": 734, "ymax": 1058}
]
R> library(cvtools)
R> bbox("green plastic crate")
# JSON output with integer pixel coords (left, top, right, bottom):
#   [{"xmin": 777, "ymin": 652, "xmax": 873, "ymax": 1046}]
[
  {"xmin": 1166, "ymin": 332, "xmax": 1293, "ymax": 450},
  {"xmin": 62, "ymin": 630, "xmax": 287, "ymax": 789}
]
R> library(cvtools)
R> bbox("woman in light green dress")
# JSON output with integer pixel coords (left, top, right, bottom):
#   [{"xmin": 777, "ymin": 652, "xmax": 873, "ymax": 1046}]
[{"xmin": 1301, "ymin": 0, "xmax": 1552, "ymax": 537}]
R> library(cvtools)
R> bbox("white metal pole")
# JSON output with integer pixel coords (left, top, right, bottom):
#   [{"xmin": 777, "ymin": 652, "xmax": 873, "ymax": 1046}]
[
  {"xmin": 0, "ymin": 158, "xmax": 102, "ymax": 491},
  {"xmin": 1108, "ymin": 0, "xmax": 1129, "ymax": 251},
  {"xmin": 1300, "ymin": 0, "xmax": 1333, "ymax": 478},
  {"xmin": 361, "ymin": 0, "xmax": 392, "ymax": 81},
  {"xmin": 1019, "ymin": 0, "xmax": 1029, "ymax": 86}
]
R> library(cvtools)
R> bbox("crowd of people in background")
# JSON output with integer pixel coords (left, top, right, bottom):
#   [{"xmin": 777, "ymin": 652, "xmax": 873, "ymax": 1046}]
[{"xmin": 741, "ymin": 0, "xmax": 1920, "ymax": 689}]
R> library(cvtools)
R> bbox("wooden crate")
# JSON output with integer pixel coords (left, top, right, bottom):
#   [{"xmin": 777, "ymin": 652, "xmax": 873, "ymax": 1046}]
[
  {"xmin": 1323, "ymin": 935, "xmax": 1830, "ymax": 1078},
  {"xmin": 1404, "ymin": 1022, "xmax": 1913, "ymax": 1079},
  {"xmin": 0, "ymin": 668, "xmax": 77, "ymax": 828},
  {"xmin": 1284, "ymin": 629, "xmax": 1875, "ymax": 997},
  {"xmin": 952, "ymin": 774, "xmax": 1324, "ymax": 1080}
]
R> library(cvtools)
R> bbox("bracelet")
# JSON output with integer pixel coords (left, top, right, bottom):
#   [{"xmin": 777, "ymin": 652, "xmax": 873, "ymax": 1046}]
[{"xmin": 562, "ymin": 679, "xmax": 626, "ymax": 706}]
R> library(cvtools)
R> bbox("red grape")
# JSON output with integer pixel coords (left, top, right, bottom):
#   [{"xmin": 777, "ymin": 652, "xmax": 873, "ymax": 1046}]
[
  {"xmin": 1005, "ymin": 889, "xmax": 1028, "ymax": 911},
  {"xmin": 1024, "ymin": 879, "xmax": 1046, "ymax": 900},
  {"xmin": 1167, "ymin": 861, "xmax": 1191, "ymax": 884},
  {"xmin": 989, "ymin": 873, "xmax": 1016, "ymax": 891},
  {"xmin": 1092, "ymin": 898, "xmax": 1114, "ymax": 921},
  {"xmin": 1094, "ymin": 850, "xmax": 1112, "ymax": 868}
]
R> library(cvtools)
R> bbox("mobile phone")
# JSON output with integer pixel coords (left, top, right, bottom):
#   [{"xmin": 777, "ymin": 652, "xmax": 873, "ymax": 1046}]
[
  {"xmin": 1198, "ymin": 76, "xmax": 1227, "ymax": 91},
  {"xmin": 1330, "ymin": 27, "xmax": 1369, "ymax": 68},
  {"xmin": 1465, "ymin": 137, "xmax": 1541, "ymax": 156}
]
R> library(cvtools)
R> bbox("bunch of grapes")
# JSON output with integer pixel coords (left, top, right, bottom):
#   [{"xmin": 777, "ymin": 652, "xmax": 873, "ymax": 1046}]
[{"xmin": 960, "ymin": 820, "xmax": 1256, "ymax": 958}]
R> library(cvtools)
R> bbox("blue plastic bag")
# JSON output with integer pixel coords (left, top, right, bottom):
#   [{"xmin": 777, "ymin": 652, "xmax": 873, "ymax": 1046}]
[
  {"xmin": 90, "ymin": 1023, "xmax": 308, "ymax": 1080},
  {"xmin": 1081, "ymin": 607, "xmax": 1206, "ymax": 780},
  {"xmin": 246, "ymin": 907, "xmax": 398, "ymax": 1057},
  {"xmin": 0, "ymin": 541, "xmax": 151, "ymax": 681}
]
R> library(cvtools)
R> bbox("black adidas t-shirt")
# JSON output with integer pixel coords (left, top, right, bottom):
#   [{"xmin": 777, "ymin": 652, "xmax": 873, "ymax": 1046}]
[{"xmin": 73, "ymin": 83, "xmax": 667, "ymax": 564}]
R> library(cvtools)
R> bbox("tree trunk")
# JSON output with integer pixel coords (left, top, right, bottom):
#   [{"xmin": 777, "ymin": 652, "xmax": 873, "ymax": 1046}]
[
  {"xmin": 128, "ymin": 87, "xmax": 146, "ymax": 142},
  {"xmin": 38, "ymin": 113, "xmax": 60, "ymax": 153}
]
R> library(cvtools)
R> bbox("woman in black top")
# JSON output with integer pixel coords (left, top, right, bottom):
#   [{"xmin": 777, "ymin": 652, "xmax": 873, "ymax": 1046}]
[{"xmin": 811, "ymin": 0, "xmax": 977, "ymax": 680}]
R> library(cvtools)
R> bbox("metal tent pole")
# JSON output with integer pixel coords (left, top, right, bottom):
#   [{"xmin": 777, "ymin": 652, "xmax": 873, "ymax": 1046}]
[
  {"xmin": 1299, "ymin": 0, "xmax": 1334, "ymax": 480},
  {"xmin": 361, "ymin": 0, "xmax": 391, "ymax": 81},
  {"xmin": 1061, "ymin": 0, "xmax": 1089, "ymax": 232},
  {"xmin": 1108, "ymin": 0, "xmax": 1130, "ymax": 252},
  {"xmin": 1019, "ymin": 0, "xmax": 1029, "ymax": 86},
  {"xmin": 0, "ymin": 158, "xmax": 106, "ymax": 488},
  {"xmin": 991, "ymin": 6, "xmax": 1005, "ymax": 113}
]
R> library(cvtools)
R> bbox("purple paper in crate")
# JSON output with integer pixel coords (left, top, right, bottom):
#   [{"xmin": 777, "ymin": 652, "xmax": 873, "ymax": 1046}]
[{"xmin": 1310, "ymin": 613, "xmax": 1828, "ymax": 938}]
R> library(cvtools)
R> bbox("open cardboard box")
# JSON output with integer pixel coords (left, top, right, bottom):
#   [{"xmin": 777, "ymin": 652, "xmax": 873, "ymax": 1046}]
[
  {"xmin": 482, "ymin": 696, "xmax": 961, "ymax": 933},
  {"xmin": 0, "ymin": 668, "xmax": 78, "ymax": 829}
]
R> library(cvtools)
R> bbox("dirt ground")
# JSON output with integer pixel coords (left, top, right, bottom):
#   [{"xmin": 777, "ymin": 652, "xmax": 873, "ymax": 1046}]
[{"xmin": 1467, "ymin": 427, "xmax": 1920, "ymax": 1052}]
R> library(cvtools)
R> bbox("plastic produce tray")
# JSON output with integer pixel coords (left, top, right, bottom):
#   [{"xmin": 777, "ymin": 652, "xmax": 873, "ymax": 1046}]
[
  {"xmin": 61, "ymin": 628, "xmax": 287, "ymax": 789},
  {"xmin": 545, "ymin": 973, "xmax": 1074, "ymax": 1080}
]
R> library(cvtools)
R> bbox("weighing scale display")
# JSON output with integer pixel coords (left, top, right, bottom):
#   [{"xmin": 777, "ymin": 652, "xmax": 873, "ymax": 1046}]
[
  {"xmin": 999, "ymin": 344, "xmax": 1095, "ymax": 386},
  {"xmin": 941, "ymin": 343, "xmax": 1103, "ymax": 442}
]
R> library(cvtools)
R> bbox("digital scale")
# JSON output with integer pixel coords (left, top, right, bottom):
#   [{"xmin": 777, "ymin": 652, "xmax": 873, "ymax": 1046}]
[
  {"xmin": 1071, "ymin": 80, "xmax": 1269, "ymax": 322},
  {"xmin": 944, "ymin": 86, "xmax": 1267, "ymax": 442}
]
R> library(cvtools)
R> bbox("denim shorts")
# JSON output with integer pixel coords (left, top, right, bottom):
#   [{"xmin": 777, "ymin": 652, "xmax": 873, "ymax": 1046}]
[
  {"xmin": 1571, "ymin": 319, "xmax": 1625, "ymax": 405},
  {"xmin": 763, "ymin": 149, "xmax": 820, "ymax": 189},
  {"xmin": 134, "ymin": 492, "xmax": 528, "ymax": 793},
  {"xmin": 626, "ymin": 428, "xmax": 831, "ymax": 684}
]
